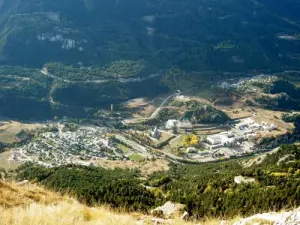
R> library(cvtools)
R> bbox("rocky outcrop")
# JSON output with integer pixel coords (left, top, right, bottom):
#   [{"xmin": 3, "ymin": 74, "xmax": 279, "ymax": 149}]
[
  {"xmin": 234, "ymin": 207, "xmax": 300, "ymax": 225},
  {"xmin": 151, "ymin": 201, "xmax": 185, "ymax": 219}
]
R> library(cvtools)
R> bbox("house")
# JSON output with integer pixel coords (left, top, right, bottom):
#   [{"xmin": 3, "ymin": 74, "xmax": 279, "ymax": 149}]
[
  {"xmin": 207, "ymin": 135, "xmax": 222, "ymax": 145},
  {"xmin": 165, "ymin": 120, "xmax": 178, "ymax": 130},
  {"xmin": 150, "ymin": 127, "xmax": 161, "ymax": 139},
  {"xmin": 186, "ymin": 147, "xmax": 197, "ymax": 153},
  {"xmin": 237, "ymin": 123, "xmax": 248, "ymax": 130}
]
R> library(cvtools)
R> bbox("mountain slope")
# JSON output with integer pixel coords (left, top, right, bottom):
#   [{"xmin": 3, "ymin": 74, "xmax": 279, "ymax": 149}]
[
  {"xmin": 0, "ymin": 181, "xmax": 201, "ymax": 225},
  {"xmin": 1, "ymin": 0, "xmax": 300, "ymax": 120},
  {"xmin": 0, "ymin": 181, "xmax": 141, "ymax": 225},
  {"xmin": 0, "ymin": 0, "xmax": 300, "ymax": 71}
]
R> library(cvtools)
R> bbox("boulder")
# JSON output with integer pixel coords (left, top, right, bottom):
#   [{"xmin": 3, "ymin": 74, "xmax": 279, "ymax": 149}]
[{"xmin": 151, "ymin": 201, "xmax": 185, "ymax": 219}]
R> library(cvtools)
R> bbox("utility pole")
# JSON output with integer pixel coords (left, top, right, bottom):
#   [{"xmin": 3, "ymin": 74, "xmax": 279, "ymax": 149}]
[{"xmin": 110, "ymin": 104, "xmax": 114, "ymax": 114}]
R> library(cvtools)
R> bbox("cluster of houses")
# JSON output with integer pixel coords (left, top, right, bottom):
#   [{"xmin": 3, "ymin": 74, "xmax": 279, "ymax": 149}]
[
  {"xmin": 219, "ymin": 74, "xmax": 277, "ymax": 90},
  {"xmin": 11, "ymin": 124, "xmax": 123, "ymax": 166},
  {"xmin": 236, "ymin": 118, "xmax": 277, "ymax": 134},
  {"xmin": 204, "ymin": 117, "xmax": 277, "ymax": 151}
]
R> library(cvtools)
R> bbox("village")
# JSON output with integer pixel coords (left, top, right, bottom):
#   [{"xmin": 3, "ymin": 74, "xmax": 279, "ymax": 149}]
[
  {"xmin": 10, "ymin": 124, "xmax": 113, "ymax": 167},
  {"xmin": 1, "ymin": 74, "xmax": 296, "ymax": 167}
]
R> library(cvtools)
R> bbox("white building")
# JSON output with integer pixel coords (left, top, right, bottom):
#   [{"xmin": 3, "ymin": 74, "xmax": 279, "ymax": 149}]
[
  {"xmin": 165, "ymin": 120, "xmax": 178, "ymax": 130},
  {"xmin": 175, "ymin": 95, "xmax": 189, "ymax": 101},
  {"xmin": 207, "ymin": 135, "xmax": 222, "ymax": 145},
  {"xmin": 151, "ymin": 127, "xmax": 161, "ymax": 139},
  {"xmin": 186, "ymin": 147, "xmax": 197, "ymax": 153},
  {"xmin": 206, "ymin": 132, "xmax": 236, "ymax": 149}
]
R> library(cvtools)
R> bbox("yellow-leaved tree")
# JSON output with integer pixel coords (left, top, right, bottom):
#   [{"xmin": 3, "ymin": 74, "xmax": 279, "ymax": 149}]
[
  {"xmin": 190, "ymin": 135, "xmax": 199, "ymax": 146},
  {"xmin": 183, "ymin": 134, "xmax": 199, "ymax": 147}
]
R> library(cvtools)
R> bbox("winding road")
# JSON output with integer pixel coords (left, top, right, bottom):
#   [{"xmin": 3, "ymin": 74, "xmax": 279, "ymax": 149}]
[{"xmin": 40, "ymin": 68, "xmax": 165, "ymax": 84}]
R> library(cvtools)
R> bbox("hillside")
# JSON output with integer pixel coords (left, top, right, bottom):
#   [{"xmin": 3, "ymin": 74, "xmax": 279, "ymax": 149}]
[
  {"xmin": 13, "ymin": 144, "xmax": 300, "ymax": 220},
  {"xmin": 0, "ymin": 0, "xmax": 300, "ymax": 71},
  {"xmin": 1, "ymin": 144, "xmax": 300, "ymax": 224},
  {"xmin": 1, "ymin": 0, "xmax": 300, "ymax": 120},
  {"xmin": 1, "ymin": 181, "xmax": 299, "ymax": 225},
  {"xmin": 0, "ymin": 181, "xmax": 204, "ymax": 225},
  {"xmin": 0, "ymin": 181, "xmax": 144, "ymax": 225}
]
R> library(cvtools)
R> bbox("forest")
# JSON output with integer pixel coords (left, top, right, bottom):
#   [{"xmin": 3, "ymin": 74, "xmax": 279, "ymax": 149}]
[
  {"xmin": 254, "ymin": 78, "xmax": 300, "ymax": 111},
  {"xmin": 1, "ymin": 0, "xmax": 300, "ymax": 72},
  {"xmin": 15, "ymin": 144, "xmax": 300, "ymax": 219},
  {"xmin": 16, "ymin": 164, "xmax": 159, "ymax": 212},
  {"xmin": 1, "ymin": 0, "xmax": 300, "ymax": 120}
]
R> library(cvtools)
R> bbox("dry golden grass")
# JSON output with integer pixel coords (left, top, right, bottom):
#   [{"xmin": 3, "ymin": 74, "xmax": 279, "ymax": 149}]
[
  {"xmin": 0, "ymin": 181, "xmax": 63, "ymax": 208},
  {"xmin": 0, "ymin": 181, "xmax": 140, "ymax": 225},
  {"xmin": 0, "ymin": 181, "xmax": 238, "ymax": 225},
  {"xmin": 0, "ymin": 201, "xmax": 139, "ymax": 225}
]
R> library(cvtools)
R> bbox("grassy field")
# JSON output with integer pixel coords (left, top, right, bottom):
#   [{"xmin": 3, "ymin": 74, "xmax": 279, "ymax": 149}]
[
  {"xmin": 167, "ymin": 135, "xmax": 184, "ymax": 150},
  {"xmin": 118, "ymin": 144, "xmax": 130, "ymax": 153},
  {"xmin": 128, "ymin": 153, "xmax": 145, "ymax": 162},
  {"xmin": 0, "ymin": 121, "xmax": 41, "ymax": 144}
]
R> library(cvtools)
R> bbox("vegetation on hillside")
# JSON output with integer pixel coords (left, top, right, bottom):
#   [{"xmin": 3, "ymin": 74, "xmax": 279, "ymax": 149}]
[
  {"xmin": 148, "ymin": 145, "xmax": 300, "ymax": 219},
  {"xmin": 1, "ymin": 0, "xmax": 300, "ymax": 120},
  {"xmin": 16, "ymin": 164, "xmax": 159, "ymax": 212},
  {"xmin": 1, "ymin": 0, "xmax": 300, "ymax": 72},
  {"xmin": 253, "ymin": 79, "xmax": 300, "ymax": 110},
  {"xmin": 171, "ymin": 100, "xmax": 230, "ymax": 124},
  {"xmin": 45, "ymin": 60, "xmax": 154, "ymax": 81},
  {"xmin": 0, "ymin": 181, "xmax": 150, "ymax": 225},
  {"xmin": 15, "ymin": 145, "xmax": 300, "ymax": 219}
]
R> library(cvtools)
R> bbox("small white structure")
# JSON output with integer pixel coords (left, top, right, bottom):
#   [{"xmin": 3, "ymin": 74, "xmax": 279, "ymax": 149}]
[
  {"xmin": 165, "ymin": 120, "xmax": 178, "ymax": 129},
  {"xmin": 269, "ymin": 124, "xmax": 278, "ymax": 131},
  {"xmin": 244, "ymin": 118, "xmax": 255, "ymax": 125},
  {"xmin": 186, "ymin": 147, "xmax": 197, "ymax": 153},
  {"xmin": 237, "ymin": 123, "xmax": 249, "ymax": 130},
  {"xmin": 151, "ymin": 127, "xmax": 161, "ymax": 139},
  {"xmin": 175, "ymin": 95, "xmax": 189, "ymax": 101},
  {"xmin": 234, "ymin": 176, "xmax": 255, "ymax": 184}
]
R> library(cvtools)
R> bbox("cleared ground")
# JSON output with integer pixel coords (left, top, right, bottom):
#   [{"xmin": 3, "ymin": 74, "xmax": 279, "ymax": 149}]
[
  {"xmin": 95, "ymin": 159, "xmax": 169, "ymax": 177},
  {"xmin": 151, "ymin": 131, "xmax": 175, "ymax": 146},
  {"xmin": 0, "ymin": 151, "xmax": 23, "ymax": 170},
  {"xmin": 0, "ymin": 121, "xmax": 41, "ymax": 144},
  {"xmin": 125, "ymin": 98, "xmax": 149, "ymax": 108}
]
